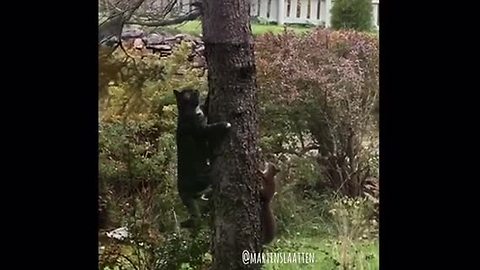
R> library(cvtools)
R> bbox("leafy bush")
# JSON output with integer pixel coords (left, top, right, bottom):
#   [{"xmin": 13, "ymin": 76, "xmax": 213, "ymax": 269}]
[
  {"xmin": 99, "ymin": 39, "xmax": 208, "ymax": 225},
  {"xmin": 99, "ymin": 42, "xmax": 207, "ymax": 121},
  {"xmin": 256, "ymin": 29, "xmax": 379, "ymax": 197},
  {"xmin": 331, "ymin": 0, "xmax": 373, "ymax": 31},
  {"xmin": 99, "ymin": 228, "xmax": 212, "ymax": 270},
  {"xmin": 99, "ymin": 41, "xmax": 211, "ymax": 270}
]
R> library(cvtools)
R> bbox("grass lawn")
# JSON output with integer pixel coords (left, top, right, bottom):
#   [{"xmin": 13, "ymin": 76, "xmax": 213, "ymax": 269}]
[
  {"xmin": 100, "ymin": 235, "xmax": 378, "ymax": 270},
  {"xmin": 165, "ymin": 20, "xmax": 313, "ymax": 36},
  {"xmin": 262, "ymin": 236, "xmax": 379, "ymax": 270}
]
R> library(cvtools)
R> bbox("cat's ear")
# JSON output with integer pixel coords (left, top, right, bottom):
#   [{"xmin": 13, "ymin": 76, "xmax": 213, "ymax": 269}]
[{"xmin": 173, "ymin": 90, "xmax": 181, "ymax": 99}]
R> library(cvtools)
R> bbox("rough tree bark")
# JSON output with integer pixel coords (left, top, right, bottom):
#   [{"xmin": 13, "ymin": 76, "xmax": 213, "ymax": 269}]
[{"xmin": 202, "ymin": 0, "xmax": 263, "ymax": 269}]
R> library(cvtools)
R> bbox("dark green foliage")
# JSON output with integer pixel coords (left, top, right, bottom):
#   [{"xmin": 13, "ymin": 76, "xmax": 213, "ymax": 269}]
[{"xmin": 331, "ymin": 0, "xmax": 373, "ymax": 31}]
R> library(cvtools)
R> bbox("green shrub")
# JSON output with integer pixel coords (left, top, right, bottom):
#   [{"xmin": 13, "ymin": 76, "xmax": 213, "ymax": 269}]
[
  {"xmin": 99, "ymin": 39, "xmax": 208, "ymax": 224},
  {"xmin": 331, "ymin": 0, "xmax": 373, "ymax": 31},
  {"xmin": 99, "ymin": 228, "xmax": 212, "ymax": 270},
  {"xmin": 99, "ymin": 41, "xmax": 211, "ymax": 270}
]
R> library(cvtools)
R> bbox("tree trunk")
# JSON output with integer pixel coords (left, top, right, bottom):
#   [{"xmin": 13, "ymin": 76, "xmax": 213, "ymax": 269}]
[{"xmin": 202, "ymin": 0, "xmax": 262, "ymax": 269}]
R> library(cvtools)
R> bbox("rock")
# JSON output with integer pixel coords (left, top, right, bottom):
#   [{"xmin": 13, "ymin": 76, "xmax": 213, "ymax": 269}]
[
  {"xmin": 147, "ymin": 44, "xmax": 172, "ymax": 51},
  {"xmin": 146, "ymin": 44, "xmax": 173, "ymax": 55},
  {"xmin": 133, "ymin": 38, "xmax": 144, "ymax": 49},
  {"xmin": 193, "ymin": 38, "xmax": 204, "ymax": 46},
  {"xmin": 144, "ymin": 33, "xmax": 164, "ymax": 45},
  {"xmin": 164, "ymin": 36, "xmax": 177, "ymax": 42},
  {"xmin": 121, "ymin": 29, "xmax": 144, "ymax": 39},
  {"xmin": 194, "ymin": 45, "xmax": 205, "ymax": 53},
  {"xmin": 106, "ymin": 227, "xmax": 130, "ymax": 241},
  {"xmin": 175, "ymin": 34, "xmax": 186, "ymax": 40}
]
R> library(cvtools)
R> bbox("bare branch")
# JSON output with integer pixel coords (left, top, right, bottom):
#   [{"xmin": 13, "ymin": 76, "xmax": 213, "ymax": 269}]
[
  {"xmin": 118, "ymin": 41, "xmax": 138, "ymax": 71},
  {"xmin": 160, "ymin": 0, "xmax": 178, "ymax": 18},
  {"xmin": 126, "ymin": 10, "xmax": 201, "ymax": 27},
  {"xmin": 99, "ymin": 0, "xmax": 146, "ymax": 45}
]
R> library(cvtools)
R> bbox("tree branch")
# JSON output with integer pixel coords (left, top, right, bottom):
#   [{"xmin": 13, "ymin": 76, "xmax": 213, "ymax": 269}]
[
  {"xmin": 160, "ymin": 0, "xmax": 178, "ymax": 18},
  {"xmin": 125, "ymin": 10, "xmax": 201, "ymax": 27},
  {"xmin": 99, "ymin": 0, "xmax": 146, "ymax": 45}
]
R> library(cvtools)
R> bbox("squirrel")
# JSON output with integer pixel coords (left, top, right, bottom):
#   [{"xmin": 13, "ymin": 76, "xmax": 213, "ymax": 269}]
[{"xmin": 259, "ymin": 162, "xmax": 280, "ymax": 245}]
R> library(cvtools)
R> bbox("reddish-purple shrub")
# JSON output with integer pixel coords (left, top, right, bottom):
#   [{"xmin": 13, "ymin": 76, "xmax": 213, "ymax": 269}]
[{"xmin": 256, "ymin": 29, "xmax": 379, "ymax": 197}]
